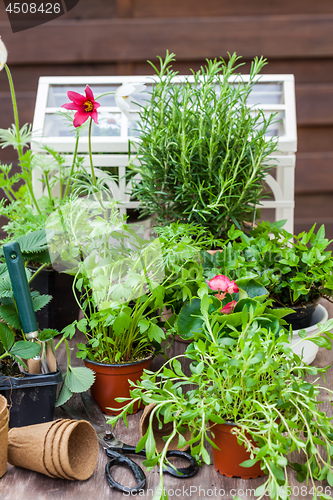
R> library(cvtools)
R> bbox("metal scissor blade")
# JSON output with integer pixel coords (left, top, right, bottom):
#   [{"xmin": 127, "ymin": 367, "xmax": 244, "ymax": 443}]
[
  {"xmin": 81, "ymin": 392, "xmax": 111, "ymax": 429},
  {"xmin": 60, "ymin": 402, "xmax": 105, "ymax": 435}
]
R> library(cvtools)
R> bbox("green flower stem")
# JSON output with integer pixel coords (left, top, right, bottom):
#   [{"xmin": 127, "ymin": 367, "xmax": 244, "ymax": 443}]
[
  {"xmin": 4, "ymin": 63, "xmax": 42, "ymax": 215},
  {"xmin": 28, "ymin": 262, "xmax": 49, "ymax": 284},
  {"xmin": 88, "ymin": 117, "xmax": 97, "ymax": 186},
  {"xmin": 4, "ymin": 64, "xmax": 22, "ymax": 160},
  {"xmin": 63, "ymin": 131, "xmax": 80, "ymax": 200}
]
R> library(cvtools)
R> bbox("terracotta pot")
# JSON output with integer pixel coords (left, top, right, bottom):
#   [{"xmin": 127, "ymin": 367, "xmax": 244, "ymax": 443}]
[
  {"xmin": 84, "ymin": 354, "xmax": 153, "ymax": 415},
  {"xmin": 210, "ymin": 422, "xmax": 265, "ymax": 479}
]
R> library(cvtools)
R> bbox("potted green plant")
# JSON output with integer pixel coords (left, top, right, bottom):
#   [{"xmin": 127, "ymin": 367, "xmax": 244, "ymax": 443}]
[
  {"xmin": 109, "ymin": 284, "xmax": 333, "ymax": 500},
  {"xmin": 203, "ymin": 221, "xmax": 333, "ymax": 362},
  {"xmin": 129, "ymin": 51, "xmax": 278, "ymax": 239},
  {"xmin": 45, "ymin": 194, "xmax": 215, "ymax": 411},
  {"xmin": 0, "ymin": 235, "xmax": 95, "ymax": 424}
]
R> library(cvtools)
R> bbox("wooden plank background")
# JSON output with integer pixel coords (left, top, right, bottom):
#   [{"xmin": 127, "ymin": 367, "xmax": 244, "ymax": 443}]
[{"xmin": 1, "ymin": 0, "xmax": 333, "ymax": 239}]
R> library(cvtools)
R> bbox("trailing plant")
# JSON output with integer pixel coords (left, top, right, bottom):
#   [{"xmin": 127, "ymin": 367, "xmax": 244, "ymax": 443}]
[
  {"xmin": 109, "ymin": 284, "xmax": 333, "ymax": 500},
  {"xmin": 202, "ymin": 221, "xmax": 333, "ymax": 307},
  {"xmin": 130, "ymin": 51, "xmax": 278, "ymax": 239}
]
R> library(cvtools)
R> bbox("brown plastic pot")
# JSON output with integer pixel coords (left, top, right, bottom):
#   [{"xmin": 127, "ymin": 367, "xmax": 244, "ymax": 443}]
[
  {"xmin": 84, "ymin": 354, "xmax": 153, "ymax": 415},
  {"xmin": 210, "ymin": 422, "xmax": 265, "ymax": 479}
]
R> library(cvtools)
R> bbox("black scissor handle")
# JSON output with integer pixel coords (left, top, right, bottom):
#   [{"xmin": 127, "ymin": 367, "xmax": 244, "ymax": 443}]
[
  {"xmin": 163, "ymin": 449, "xmax": 199, "ymax": 478},
  {"xmin": 105, "ymin": 449, "xmax": 146, "ymax": 494}
]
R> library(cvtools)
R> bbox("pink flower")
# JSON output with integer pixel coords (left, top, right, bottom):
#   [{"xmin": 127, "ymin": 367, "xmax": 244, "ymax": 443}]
[
  {"xmin": 62, "ymin": 85, "xmax": 100, "ymax": 128},
  {"xmin": 220, "ymin": 300, "xmax": 237, "ymax": 315},
  {"xmin": 207, "ymin": 275, "xmax": 239, "ymax": 294}
]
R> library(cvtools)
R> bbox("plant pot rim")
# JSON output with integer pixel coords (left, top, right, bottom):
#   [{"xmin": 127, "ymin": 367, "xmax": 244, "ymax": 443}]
[
  {"xmin": 293, "ymin": 303, "xmax": 328, "ymax": 334},
  {"xmin": 84, "ymin": 351, "xmax": 154, "ymax": 368},
  {"xmin": 0, "ymin": 368, "xmax": 62, "ymax": 390}
]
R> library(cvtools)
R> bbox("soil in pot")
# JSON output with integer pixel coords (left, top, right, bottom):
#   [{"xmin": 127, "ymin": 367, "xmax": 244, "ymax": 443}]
[
  {"xmin": 210, "ymin": 422, "xmax": 265, "ymax": 479},
  {"xmin": 84, "ymin": 355, "xmax": 153, "ymax": 415},
  {"xmin": 283, "ymin": 301, "xmax": 319, "ymax": 330},
  {"xmin": 0, "ymin": 369, "xmax": 62, "ymax": 428}
]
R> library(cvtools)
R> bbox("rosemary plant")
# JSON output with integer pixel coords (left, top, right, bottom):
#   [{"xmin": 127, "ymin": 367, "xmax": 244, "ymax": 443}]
[{"xmin": 131, "ymin": 51, "xmax": 278, "ymax": 239}]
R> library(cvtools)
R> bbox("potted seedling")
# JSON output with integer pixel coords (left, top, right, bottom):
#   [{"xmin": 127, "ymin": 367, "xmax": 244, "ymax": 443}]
[
  {"xmin": 203, "ymin": 221, "xmax": 333, "ymax": 363},
  {"xmin": 45, "ymin": 194, "xmax": 214, "ymax": 411},
  {"xmin": 109, "ymin": 283, "xmax": 333, "ymax": 500},
  {"xmin": 129, "ymin": 51, "xmax": 278, "ymax": 239}
]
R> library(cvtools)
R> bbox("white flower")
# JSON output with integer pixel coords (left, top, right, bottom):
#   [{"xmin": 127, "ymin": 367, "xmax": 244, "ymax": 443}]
[
  {"xmin": 115, "ymin": 83, "xmax": 146, "ymax": 121},
  {"xmin": 0, "ymin": 37, "xmax": 8, "ymax": 71}
]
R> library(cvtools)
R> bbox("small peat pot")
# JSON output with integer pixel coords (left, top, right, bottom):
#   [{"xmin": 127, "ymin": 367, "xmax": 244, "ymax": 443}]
[
  {"xmin": 84, "ymin": 355, "xmax": 153, "ymax": 415},
  {"xmin": 8, "ymin": 418, "xmax": 98, "ymax": 480},
  {"xmin": 290, "ymin": 303, "xmax": 329, "ymax": 365},
  {"xmin": 0, "ymin": 395, "xmax": 9, "ymax": 478},
  {"xmin": 0, "ymin": 369, "xmax": 62, "ymax": 428},
  {"xmin": 210, "ymin": 422, "xmax": 265, "ymax": 479}
]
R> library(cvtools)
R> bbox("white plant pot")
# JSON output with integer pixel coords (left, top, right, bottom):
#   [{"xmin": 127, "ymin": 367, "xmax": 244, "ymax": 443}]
[{"xmin": 290, "ymin": 304, "xmax": 329, "ymax": 364}]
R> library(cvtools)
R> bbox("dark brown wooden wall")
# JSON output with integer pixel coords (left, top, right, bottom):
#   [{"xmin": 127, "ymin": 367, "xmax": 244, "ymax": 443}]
[{"xmin": 1, "ymin": 0, "xmax": 333, "ymax": 239}]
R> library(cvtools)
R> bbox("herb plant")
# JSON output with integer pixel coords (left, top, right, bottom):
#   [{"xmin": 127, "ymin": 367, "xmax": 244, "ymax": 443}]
[
  {"xmin": 109, "ymin": 283, "xmax": 333, "ymax": 500},
  {"xmin": 130, "ymin": 51, "xmax": 278, "ymax": 239}
]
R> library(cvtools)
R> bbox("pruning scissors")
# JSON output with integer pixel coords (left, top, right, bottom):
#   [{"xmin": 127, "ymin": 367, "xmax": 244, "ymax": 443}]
[{"xmin": 62, "ymin": 393, "xmax": 198, "ymax": 494}]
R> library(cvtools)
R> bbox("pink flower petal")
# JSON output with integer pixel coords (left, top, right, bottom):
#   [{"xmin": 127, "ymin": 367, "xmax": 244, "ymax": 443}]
[
  {"xmin": 73, "ymin": 111, "xmax": 89, "ymax": 128},
  {"xmin": 61, "ymin": 102, "xmax": 79, "ymax": 110},
  {"xmin": 67, "ymin": 90, "xmax": 86, "ymax": 105},
  {"xmin": 90, "ymin": 109, "xmax": 99, "ymax": 124},
  {"xmin": 84, "ymin": 85, "xmax": 94, "ymax": 101},
  {"xmin": 207, "ymin": 275, "xmax": 232, "ymax": 292},
  {"xmin": 220, "ymin": 300, "xmax": 237, "ymax": 314}
]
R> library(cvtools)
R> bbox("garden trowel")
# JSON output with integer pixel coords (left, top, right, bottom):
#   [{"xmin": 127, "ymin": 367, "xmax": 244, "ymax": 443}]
[{"xmin": 3, "ymin": 241, "xmax": 57, "ymax": 375}]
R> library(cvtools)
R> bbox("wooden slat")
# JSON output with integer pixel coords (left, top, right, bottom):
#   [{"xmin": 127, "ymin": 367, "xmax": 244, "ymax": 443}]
[
  {"xmin": 2, "ymin": 14, "xmax": 333, "ymax": 64},
  {"xmin": 295, "ymin": 152, "xmax": 333, "ymax": 194},
  {"xmin": 298, "ymin": 126, "xmax": 333, "ymax": 153},
  {"xmin": 296, "ymin": 84, "xmax": 333, "ymax": 126},
  {"xmin": 134, "ymin": 0, "xmax": 333, "ymax": 17}
]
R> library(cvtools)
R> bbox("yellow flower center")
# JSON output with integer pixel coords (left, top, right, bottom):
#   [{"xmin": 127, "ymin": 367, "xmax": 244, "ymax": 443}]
[{"xmin": 83, "ymin": 100, "xmax": 94, "ymax": 112}]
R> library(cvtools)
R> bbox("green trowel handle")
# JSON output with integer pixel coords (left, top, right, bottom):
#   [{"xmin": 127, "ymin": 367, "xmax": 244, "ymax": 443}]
[{"xmin": 3, "ymin": 241, "xmax": 38, "ymax": 338}]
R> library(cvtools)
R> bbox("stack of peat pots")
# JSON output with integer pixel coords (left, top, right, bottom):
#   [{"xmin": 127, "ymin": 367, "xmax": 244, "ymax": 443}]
[{"xmin": 8, "ymin": 418, "xmax": 98, "ymax": 480}]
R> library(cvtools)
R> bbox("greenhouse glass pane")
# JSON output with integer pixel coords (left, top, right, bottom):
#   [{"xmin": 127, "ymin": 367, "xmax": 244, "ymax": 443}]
[{"xmin": 43, "ymin": 111, "xmax": 122, "ymax": 137}]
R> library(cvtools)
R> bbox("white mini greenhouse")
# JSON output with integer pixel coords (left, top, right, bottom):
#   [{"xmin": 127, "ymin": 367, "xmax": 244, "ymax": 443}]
[{"xmin": 31, "ymin": 74, "xmax": 297, "ymax": 231}]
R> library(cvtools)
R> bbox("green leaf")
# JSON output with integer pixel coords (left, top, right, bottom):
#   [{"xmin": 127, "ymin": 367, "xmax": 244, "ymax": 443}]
[
  {"xmin": 38, "ymin": 329, "xmax": 59, "ymax": 341},
  {"xmin": 240, "ymin": 458, "xmax": 259, "ymax": 468},
  {"xmin": 176, "ymin": 298, "xmax": 203, "ymax": 339},
  {"xmin": 0, "ymin": 304, "xmax": 21, "ymax": 330},
  {"xmin": 327, "ymin": 469, "xmax": 333, "ymax": 487},
  {"xmin": 10, "ymin": 340, "xmax": 41, "ymax": 359},
  {"xmin": 31, "ymin": 293, "xmax": 52, "ymax": 312},
  {"xmin": 55, "ymin": 382, "xmax": 73, "ymax": 407},
  {"xmin": 0, "ymin": 322, "xmax": 15, "ymax": 351},
  {"xmin": 65, "ymin": 366, "xmax": 95, "ymax": 393},
  {"xmin": 270, "ymin": 462, "xmax": 285, "ymax": 482}
]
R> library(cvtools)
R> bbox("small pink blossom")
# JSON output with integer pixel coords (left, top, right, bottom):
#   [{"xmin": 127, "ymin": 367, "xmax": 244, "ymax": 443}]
[
  {"xmin": 220, "ymin": 300, "xmax": 237, "ymax": 314},
  {"xmin": 207, "ymin": 275, "xmax": 239, "ymax": 294},
  {"xmin": 62, "ymin": 85, "xmax": 100, "ymax": 128}
]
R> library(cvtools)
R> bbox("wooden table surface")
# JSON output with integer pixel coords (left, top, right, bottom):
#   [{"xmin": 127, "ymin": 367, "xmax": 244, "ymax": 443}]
[{"xmin": 1, "ymin": 300, "xmax": 333, "ymax": 500}]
